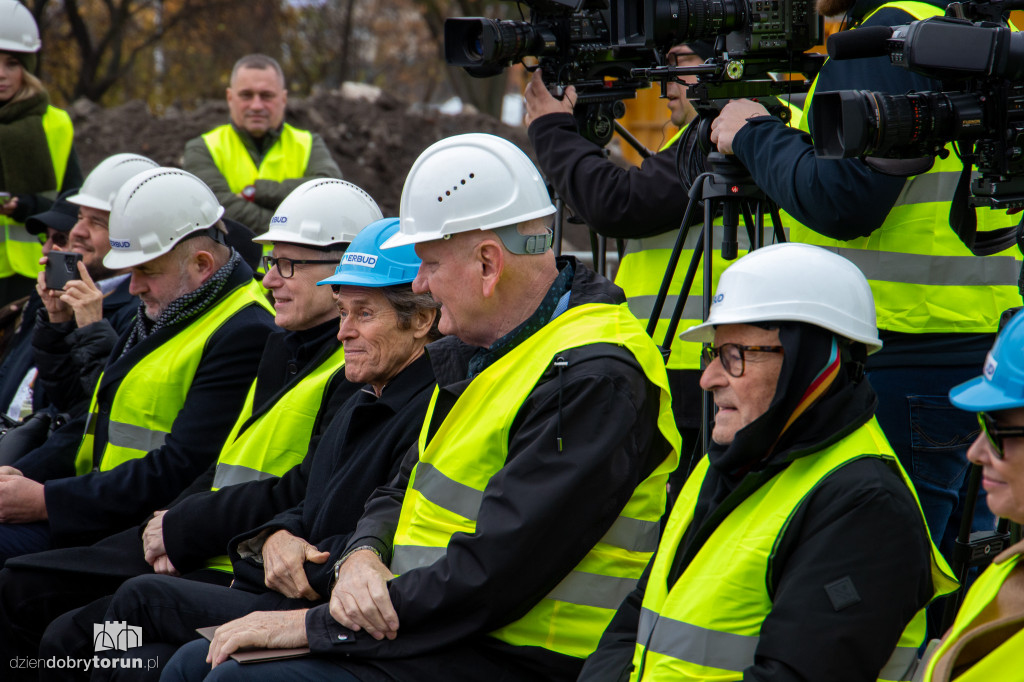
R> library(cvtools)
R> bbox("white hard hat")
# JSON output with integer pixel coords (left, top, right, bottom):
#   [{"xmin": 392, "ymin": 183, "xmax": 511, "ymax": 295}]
[
  {"xmin": 382, "ymin": 133, "xmax": 555, "ymax": 249},
  {"xmin": 253, "ymin": 179, "xmax": 382, "ymax": 248},
  {"xmin": 680, "ymin": 243, "xmax": 883, "ymax": 354},
  {"xmin": 0, "ymin": 0, "xmax": 40, "ymax": 54},
  {"xmin": 104, "ymin": 168, "xmax": 225, "ymax": 270},
  {"xmin": 67, "ymin": 153, "xmax": 159, "ymax": 212}
]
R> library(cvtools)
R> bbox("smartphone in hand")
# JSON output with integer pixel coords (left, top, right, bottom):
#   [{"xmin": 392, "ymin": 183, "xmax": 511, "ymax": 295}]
[{"xmin": 44, "ymin": 251, "xmax": 83, "ymax": 291}]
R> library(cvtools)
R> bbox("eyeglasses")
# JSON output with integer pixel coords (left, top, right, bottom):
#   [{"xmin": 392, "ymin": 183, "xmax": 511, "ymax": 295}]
[
  {"xmin": 702, "ymin": 343, "xmax": 784, "ymax": 378},
  {"xmin": 262, "ymin": 256, "xmax": 339, "ymax": 279},
  {"xmin": 978, "ymin": 412, "xmax": 1024, "ymax": 460},
  {"xmin": 41, "ymin": 232, "xmax": 69, "ymax": 248}
]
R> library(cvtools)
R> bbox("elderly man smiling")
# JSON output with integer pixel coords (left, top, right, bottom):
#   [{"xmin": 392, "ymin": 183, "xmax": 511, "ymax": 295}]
[{"xmin": 579, "ymin": 243, "xmax": 957, "ymax": 682}]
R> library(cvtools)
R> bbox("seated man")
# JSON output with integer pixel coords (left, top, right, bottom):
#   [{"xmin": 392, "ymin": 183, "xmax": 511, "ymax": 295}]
[
  {"xmin": 184, "ymin": 53, "xmax": 342, "ymax": 235},
  {"xmin": 578, "ymin": 243, "xmax": 956, "ymax": 682},
  {"xmin": 0, "ymin": 167, "xmax": 275, "ymax": 564},
  {"xmin": 162, "ymin": 132, "xmax": 681, "ymax": 682},
  {"xmin": 84, "ymin": 218, "xmax": 440, "ymax": 680},
  {"xmin": 0, "ymin": 179, "xmax": 384, "ymax": 677},
  {"xmin": 0, "ymin": 188, "xmax": 80, "ymax": 421},
  {"xmin": 29, "ymin": 153, "xmax": 157, "ymax": 416}
]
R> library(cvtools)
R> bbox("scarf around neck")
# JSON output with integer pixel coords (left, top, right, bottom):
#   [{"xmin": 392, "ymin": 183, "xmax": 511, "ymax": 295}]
[
  {"xmin": 0, "ymin": 92, "xmax": 57, "ymax": 194},
  {"xmin": 120, "ymin": 250, "xmax": 241, "ymax": 357}
]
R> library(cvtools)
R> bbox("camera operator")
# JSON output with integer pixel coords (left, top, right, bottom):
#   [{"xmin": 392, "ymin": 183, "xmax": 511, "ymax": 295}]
[
  {"xmin": 524, "ymin": 41, "xmax": 717, "ymax": 460},
  {"xmin": 707, "ymin": 0, "xmax": 1022, "ymax": 570}
]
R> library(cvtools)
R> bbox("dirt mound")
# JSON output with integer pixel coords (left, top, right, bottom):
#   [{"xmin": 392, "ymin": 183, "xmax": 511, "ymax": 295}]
[{"xmin": 70, "ymin": 86, "xmax": 530, "ymax": 219}]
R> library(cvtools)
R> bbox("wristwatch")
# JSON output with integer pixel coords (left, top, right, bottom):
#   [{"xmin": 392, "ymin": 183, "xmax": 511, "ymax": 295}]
[
  {"xmin": 330, "ymin": 545, "xmax": 384, "ymax": 591},
  {"xmin": 241, "ymin": 185, "xmax": 257, "ymax": 202}
]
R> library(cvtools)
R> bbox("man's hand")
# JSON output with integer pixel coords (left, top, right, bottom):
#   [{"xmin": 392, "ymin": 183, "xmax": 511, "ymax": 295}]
[
  {"xmin": 142, "ymin": 510, "xmax": 169, "ymax": 565},
  {"xmin": 36, "ymin": 261, "xmax": 73, "ymax": 324},
  {"xmin": 0, "ymin": 466, "xmax": 23, "ymax": 477},
  {"xmin": 262, "ymin": 529, "xmax": 330, "ymax": 600},
  {"xmin": 59, "ymin": 262, "xmax": 104, "ymax": 328},
  {"xmin": 523, "ymin": 69, "xmax": 576, "ymax": 128},
  {"xmin": 151, "ymin": 554, "xmax": 180, "ymax": 576},
  {"xmin": 710, "ymin": 99, "xmax": 771, "ymax": 154},
  {"xmin": 0, "ymin": 196, "xmax": 17, "ymax": 217},
  {"xmin": 206, "ymin": 610, "xmax": 308, "ymax": 668},
  {"xmin": 329, "ymin": 549, "xmax": 398, "ymax": 640},
  {"xmin": 0, "ymin": 475, "xmax": 46, "ymax": 522}
]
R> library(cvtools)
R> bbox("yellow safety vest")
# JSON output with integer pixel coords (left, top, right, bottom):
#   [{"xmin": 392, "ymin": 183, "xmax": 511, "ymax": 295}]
[
  {"xmin": 203, "ymin": 341, "xmax": 346, "ymax": 573},
  {"xmin": 0, "ymin": 106, "xmax": 74, "ymax": 279},
  {"xmin": 791, "ymin": 1, "xmax": 1022, "ymax": 334},
  {"xmin": 74, "ymin": 278, "xmax": 273, "ymax": 475},
  {"xmin": 615, "ymin": 125, "xmax": 746, "ymax": 370},
  {"xmin": 922, "ymin": 550, "xmax": 1024, "ymax": 681},
  {"xmin": 630, "ymin": 418, "xmax": 957, "ymax": 682},
  {"xmin": 391, "ymin": 302, "xmax": 681, "ymax": 659}
]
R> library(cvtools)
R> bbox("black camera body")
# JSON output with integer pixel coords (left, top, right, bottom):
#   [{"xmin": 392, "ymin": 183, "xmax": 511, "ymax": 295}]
[
  {"xmin": 811, "ymin": 3, "xmax": 1024, "ymax": 209},
  {"xmin": 44, "ymin": 251, "xmax": 83, "ymax": 291},
  {"xmin": 445, "ymin": 0, "xmax": 823, "ymax": 145}
]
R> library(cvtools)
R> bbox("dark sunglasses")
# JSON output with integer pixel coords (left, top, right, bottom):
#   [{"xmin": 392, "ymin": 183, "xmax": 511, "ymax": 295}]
[
  {"xmin": 978, "ymin": 412, "xmax": 1024, "ymax": 460},
  {"xmin": 701, "ymin": 343, "xmax": 784, "ymax": 378}
]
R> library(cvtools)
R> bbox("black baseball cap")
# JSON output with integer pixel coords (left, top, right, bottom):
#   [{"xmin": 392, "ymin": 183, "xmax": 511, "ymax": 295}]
[{"xmin": 25, "ymin": 188, "xmax": 81, "ymax": 236}]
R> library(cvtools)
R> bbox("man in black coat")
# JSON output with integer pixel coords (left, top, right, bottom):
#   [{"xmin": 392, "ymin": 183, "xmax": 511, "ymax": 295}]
[{"xmin": 0, "ymin": 167, "xmax": 276, "ymax": 562}]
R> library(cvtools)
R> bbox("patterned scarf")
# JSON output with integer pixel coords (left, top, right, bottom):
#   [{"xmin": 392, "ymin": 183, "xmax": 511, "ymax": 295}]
[{"xmin": 121, "ymin": 250, "xmax": 241, "ymax": 357}]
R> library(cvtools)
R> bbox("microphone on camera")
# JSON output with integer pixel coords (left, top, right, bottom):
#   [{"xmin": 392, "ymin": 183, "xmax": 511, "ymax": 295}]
[{"xmin": 827, "ymin": 26, "xmax": 895, "ymax": 60}]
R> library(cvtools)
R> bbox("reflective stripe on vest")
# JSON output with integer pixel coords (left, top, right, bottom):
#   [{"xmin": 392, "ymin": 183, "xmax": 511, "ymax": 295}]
[
  {"xmin": 630, "ymin": 418, "xmax": 957, "ymax": 681},
  {"xmin": 922, "ymin": 552, "xmax": 1023, "ymax": 681},
  {"xmin": 391, "ymin": 302, "xmax": 681, "ymax": 659},
  {"xmin": 791, "ymin": 1, "xmax": 1022, "ymax": 334},
  {"xmin": 0, "ymin": 106, "xmax": 74, "ymax": 279},
  {"xmin": 203, "ymin": 342, "xmax": 345, "ymax": 573},
  {"xmin": 73, "ymin": 278, "xmax": 273, "ymax": 475}
]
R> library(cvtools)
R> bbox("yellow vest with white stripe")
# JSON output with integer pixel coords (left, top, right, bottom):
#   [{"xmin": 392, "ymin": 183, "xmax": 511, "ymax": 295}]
[
  {"xmin": 615, "ymin": 126, "xmax": 745, "ymax": 370},
  {"xmin": 630, "ymin": 418, "xmax": 957, "ymax": 682},
  {"xmin": 390, "ymin": 302, "xmax": 681, "ymax": 659},
  {"xmin": 922, "ymin": 550, "xmax": 1024, "ymax": 681},
  {"xmin": 791, "ymin": 1, "xmax": 1022, "ymax": 334},
  {"xmin": 74, "ymin": 278, "xmax": 273, "ymax": 476},
  {"xmin": 0, "ymin": 106, "xmax": 74, "ymax": 279},
  {"xmin": 203, "ymin": 342, "xmax": 346, "ymax": 573}
]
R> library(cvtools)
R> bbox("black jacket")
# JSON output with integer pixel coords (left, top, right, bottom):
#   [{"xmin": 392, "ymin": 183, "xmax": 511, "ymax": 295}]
[
  {"xmin": 303, "ymin": 259, "xmax": 673, "ymax": 682},
  {"xmin": 579, "ymin": 362, "xmax": 935, "ymax": 681},
  {"xmin": 528, "ymin": 114, "xmax": 695, "ymax": 239},
  {"xmin": 228, "ymin": 350, "xmax": 437, "ymax": 603},
  {"xmin": 14, "ymin": 261, "xmax": 275, "ymax": 547},
  {"xmin": 159, "ymin": 319, "xmax": 357, "ymax": 574},
  {"xmin": 31, "ymin": 275, "xmax": 139, "ymax": 416}
]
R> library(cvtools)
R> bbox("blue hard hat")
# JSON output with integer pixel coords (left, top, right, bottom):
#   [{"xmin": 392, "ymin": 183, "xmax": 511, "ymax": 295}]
[
  {"xmin": 317, "ymin": 218, "xmax": 420, "ymax": 288},
  {"xmin": 950, "ymin": 311, "xmax": 1024, "ymax": 412}
]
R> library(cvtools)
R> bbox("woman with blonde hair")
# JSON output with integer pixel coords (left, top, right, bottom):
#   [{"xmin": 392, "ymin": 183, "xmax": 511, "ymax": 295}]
[{"xmin": 0, "ymin": 0, "xmax": 82, "ymax": 304}]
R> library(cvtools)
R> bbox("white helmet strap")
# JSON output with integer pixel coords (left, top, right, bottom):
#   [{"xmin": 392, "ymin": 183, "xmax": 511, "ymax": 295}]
[{"xmin": 493, "ymin": 224, "xmax": 553, "ymax": 255}]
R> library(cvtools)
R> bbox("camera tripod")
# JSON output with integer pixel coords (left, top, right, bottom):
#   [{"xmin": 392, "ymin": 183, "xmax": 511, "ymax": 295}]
[{"xmin": 646, "ymin": 142, "xmax": 786, "ymax": 467}]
